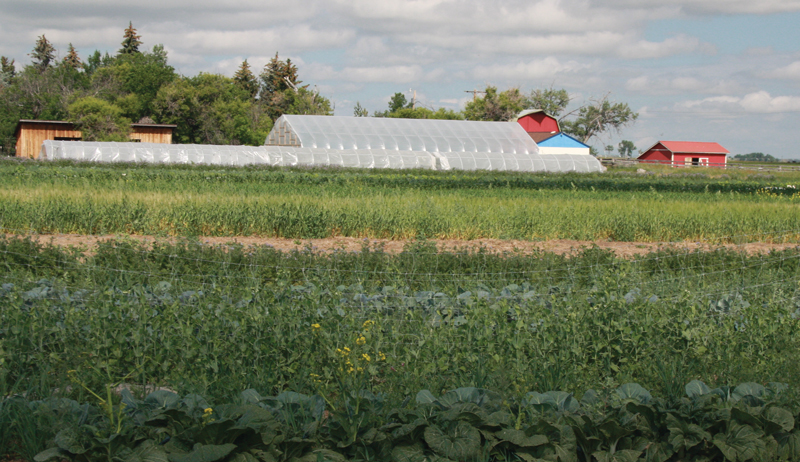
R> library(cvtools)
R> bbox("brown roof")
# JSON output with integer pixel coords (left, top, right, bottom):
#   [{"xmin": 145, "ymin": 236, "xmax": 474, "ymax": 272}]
[
  {"xmin": 528, "ymin": 132, "xmax": 558, "ymax": 143},
  {"xmin": 130, "ymin": 123, "xmax": 177, "ymax": 129}
]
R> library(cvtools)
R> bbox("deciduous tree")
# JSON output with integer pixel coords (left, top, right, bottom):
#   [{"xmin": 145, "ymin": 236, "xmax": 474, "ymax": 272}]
[
  {"xmin": 526, "ymin": 87, "xmax": 570, "ymax": 117},
  {"xmin": 561, "ymin": 94, "xmax": 638, "ymax": 144},
  {"xmin": 68, "ymin": 96, "xmax": 131, "ymax": 141},
  {"xmin": 463, "ymin": 86, "xmax": 525, "ymax": 121},
  {"xmin": 618, "ymin": 140, "xmax": 636, "ymax": 158}
]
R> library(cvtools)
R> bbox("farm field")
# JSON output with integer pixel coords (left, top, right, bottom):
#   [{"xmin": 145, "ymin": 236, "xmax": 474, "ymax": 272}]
[
  {"xmin": 3, "ymin": 160, "xmax": 800, "ymax": 461},
  {"xmin": 2, "ymin": 159, "xmax": 800, "ymax": 242}
]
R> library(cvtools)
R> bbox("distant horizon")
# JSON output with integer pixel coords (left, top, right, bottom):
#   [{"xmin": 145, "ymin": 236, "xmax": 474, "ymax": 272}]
[{"xmin": 2, "ymin": 0, "xmax": 799, "ymax": 158}]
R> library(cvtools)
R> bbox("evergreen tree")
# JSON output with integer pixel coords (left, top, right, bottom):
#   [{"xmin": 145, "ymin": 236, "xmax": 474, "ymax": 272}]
[
  {"xmin": 233, "ymin": 60, "xmax": 259, "ymax": 98},
  {"xmin": 30, "ymin": 35, "xmax": 56, "ymax": 72},
  {"xmin": 63, "ymin": 43, "xmax": 82, "ymax": 69},
  {"xmin": 119, "ymin": 21, "xmax": 142, "ymax": 55},
  {"xmin": 0, "ymin": 57, "xmax": 15, "ymax": 86},
  {"xmin": 260, "ymin": 52, "xmax": 303, "ymax": 94}
]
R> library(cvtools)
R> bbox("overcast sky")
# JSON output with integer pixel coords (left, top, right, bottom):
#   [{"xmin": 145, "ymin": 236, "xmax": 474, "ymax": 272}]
[{"xmin": 2, "ymin": 0, "xmax": 800, "ymax": 157}]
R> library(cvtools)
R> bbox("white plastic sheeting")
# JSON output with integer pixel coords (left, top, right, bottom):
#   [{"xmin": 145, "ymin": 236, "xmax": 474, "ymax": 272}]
[
  {"xmin": 267, "ymin": 115, "xmax": 540, "ymax": 155},
  {"xmin": 40, "ymin": 140, "xmax": 604, "ymax": 173}
]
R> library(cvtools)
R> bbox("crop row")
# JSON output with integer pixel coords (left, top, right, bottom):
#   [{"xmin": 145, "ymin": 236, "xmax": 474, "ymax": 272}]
[
  {"xmin": 1, "ymin": 236, "xmax": 799, "ymax": 404},
  {"xmin": 2, "ymin": 162, "xmax": 800, "ymax": 241},
  {"xmin": 2, "ymin": 381, "xmax": 799, "ymax": 462}
]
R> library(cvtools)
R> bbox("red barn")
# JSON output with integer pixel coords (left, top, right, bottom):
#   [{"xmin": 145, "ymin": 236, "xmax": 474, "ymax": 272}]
[
  {"xmin": 515, "ymin": 110, "xmax": 560, "ymax": 142},
  {"xmin": 638, "ymin": 141, "xmax": 729, "ymax": 167}
]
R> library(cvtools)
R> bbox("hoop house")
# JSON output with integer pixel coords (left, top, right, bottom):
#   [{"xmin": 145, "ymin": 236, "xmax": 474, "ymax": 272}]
[{"xmin": 39, "ymin": 115, "xmax": 604, "ymax": 173}]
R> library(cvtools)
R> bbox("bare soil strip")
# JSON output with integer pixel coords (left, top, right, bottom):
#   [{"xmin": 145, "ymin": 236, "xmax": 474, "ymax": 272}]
[{"xmin": 5, "ymin": 233, "xmax": 799, "ymax": 258}]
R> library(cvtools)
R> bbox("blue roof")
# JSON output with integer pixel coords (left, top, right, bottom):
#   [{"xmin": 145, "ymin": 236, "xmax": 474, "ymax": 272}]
[{"xmin": 536, "ymin": 133, "xmax": 589, "ymax": 149}]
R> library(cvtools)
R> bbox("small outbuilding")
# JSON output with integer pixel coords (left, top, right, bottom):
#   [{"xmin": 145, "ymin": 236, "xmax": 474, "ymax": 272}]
[
  {"xmin": 14, "ymin": 119, "xmax": 177, "ymax": 159},
  {"xmin": 536, "ymin": 132, "xmax": 591, "ymax": 156},
  {"xmin": 638, "ymin": 141, "xmax": 729, "ymax": 167}
]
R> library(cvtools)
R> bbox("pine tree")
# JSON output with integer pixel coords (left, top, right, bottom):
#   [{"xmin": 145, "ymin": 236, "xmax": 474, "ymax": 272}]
[
  {"xmin": 260, "ymin": 52, "xmax": 303, "ymax": 94},
  {"xmin": 29, "ymin": 35, "xmax": 56, "ymax": 72},
  {"xmin": 233, "ymin": 59, "xmax": 259, "ymax": 98},
  {"xmin": 63, "ymin": 43, "xmax": 82, "ymax": 68},
  {"xmin": 0, "ymin": 56, "xmax": 15, "ymax": 86},
  {"xmin": 119, "ymin": 21, "xmax": 142, "ymax": 55}
]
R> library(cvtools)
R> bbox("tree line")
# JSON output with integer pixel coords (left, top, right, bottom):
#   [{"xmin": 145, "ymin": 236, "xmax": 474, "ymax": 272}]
[
  {"xmin": 0, "ymin": 23, "xmax": 331, "ymax": 155},
  {"xmin": 361, "ymin": 86, "xmax": 639, "ymax": 155},
  {"xmin": 1, "ymin": 23, "xmax": 637, "ymax": 156}
]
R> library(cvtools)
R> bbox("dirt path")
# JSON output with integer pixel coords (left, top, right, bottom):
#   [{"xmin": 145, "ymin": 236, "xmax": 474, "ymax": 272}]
[{"xmin": 6, "ymin": 233, "xmax": 798, "ymax": 258}]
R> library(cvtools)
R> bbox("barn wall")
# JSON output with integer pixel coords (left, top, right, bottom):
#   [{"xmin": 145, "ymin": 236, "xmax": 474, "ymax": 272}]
[
  {"xmin": 130, "ymin": 127, "xmax": 173, "ymax": 144},
  {"xmin": 638, "ymin": 149, "xmax": 671, "ymax": 163},
  {"xmin": 673, "ymin": 153, "xmax": 727, "ymax": 167},
  {"xmin": 16, "ymin": 124, "xmax": 83, "ymax": 159},
  {"xmin": 517, "ymin": 113, "xmax": 559, "ymax": 133}
]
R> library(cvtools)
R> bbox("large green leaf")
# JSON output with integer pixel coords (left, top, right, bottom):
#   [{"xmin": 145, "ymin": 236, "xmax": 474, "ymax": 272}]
[
  {"xmin": 495, "ymin": 428, "xmax": 548, "ymax": 448},
  {"xmin": 732, "ymin": 383, "xmax": 766, "ymax": 403},
  {"xmin": 580, "ymin": 390, "xmax": 599, "ymax": 407},
  {"xmin": 685, "ymin": 380, "xmax": 711, "ymax": 398},
  {"xmin": 293, "ymin": 449, "xmax": 346, "ymax": 462},
  {"xmin": 416, "ymin": 390, "xmax": 437, "ymax": 405},
  {"xmin": 545, "ymin": 391, "xmax": 580, "ymax": 413},
  {"xmin": 616, "ymin": 384, "xmax": 651, "ymax": 404},
  {"xmin": 34, "ymin": 448, "xmax": 69, "ymax": 462},
  {"xmin": 423, "ymin": 422, "xmax": 481, "ymax": 460},
  {"xmin": 391, "ymin": 443, "xmax": 426, "ymax": 462},
  {"xmin": 712, "ymin": 424, "xmax": 764, "ymax": 462},
  {"xmin": 763, "ymin": 406, "xmax": 795, "ymax": 433},
  {"xmin": 168, "ymin": 444, "xmax": 237, "ymax": 462},
  {"xmin": 776, "ymin": 431, "xmax": 800, "ymax": 460},
  {"xmin": 146, "ymin": 389, "xmax": 181, "ymax": 409},
  {"xmin": 666, "ymin": 413, "xmax": 711, "ymax": 451},
  {"xmin": 121, "ymin": 440, "xmax": 169, "ymax": 462},
  {"xmin": 592, "ymin": 449, "xmax": 641, "ymax": 462},
  {"xmin": 240, "ymin": 389, "xmax": 264, "ymax": 405},
  {"xmin": 525, "ymin": 392, "xmax": 558, "ymax": 412}
]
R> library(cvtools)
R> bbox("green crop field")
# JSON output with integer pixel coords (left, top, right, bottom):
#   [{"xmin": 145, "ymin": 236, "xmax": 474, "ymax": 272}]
[
  {"xmin": 3, "ymin": 160, "xmax": 800, "ymax": 461},
  {"xmin": 2, "ymin": 159, "xmax": 800, "ymax": 242}
]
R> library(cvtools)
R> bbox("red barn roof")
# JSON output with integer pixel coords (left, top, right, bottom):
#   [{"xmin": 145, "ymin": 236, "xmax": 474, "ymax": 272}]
[{"xmin": 656, "ymin": 141, "xmax": 729, "ymax": 154}]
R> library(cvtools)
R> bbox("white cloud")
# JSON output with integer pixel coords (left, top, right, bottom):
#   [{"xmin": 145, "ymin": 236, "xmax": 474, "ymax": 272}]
[
  {"xmin": 625, "ymin": 75, "xmax": 742, "ymax": 95},
  {"xmin": 472, "ymin": 57, "xmax": 590, "ymax": 81},
  {"xmin": 763, "ymin": 61, "xmax": 800, "ymax": 80},
  {"xmin": 676, "ymin": 91, "xmax": 800, "ymax": 114}
]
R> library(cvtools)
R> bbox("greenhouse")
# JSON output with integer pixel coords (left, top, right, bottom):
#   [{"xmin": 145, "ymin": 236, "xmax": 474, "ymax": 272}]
[{"xmin": 39, "ymin": 115, "xmax": 605, "ymax": 173}]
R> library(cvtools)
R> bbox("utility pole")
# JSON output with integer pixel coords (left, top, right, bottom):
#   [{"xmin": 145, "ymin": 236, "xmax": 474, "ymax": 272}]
[
  {"xmin": 408, "ymin": 88, "xmax": 416, "ymax": 109},
  {"xmin": 464, "ymin": 89, "xmax": 486, "ymax": 101}
]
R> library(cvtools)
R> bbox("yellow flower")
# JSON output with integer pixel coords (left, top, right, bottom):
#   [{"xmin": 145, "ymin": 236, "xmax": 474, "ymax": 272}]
[
  {"xmin": 362, "ymin": 353, "xmax": 371, "ymax": 362},
  {"xmin": 347, "ymin": 366, "xmax": 355, "ymax": 374},
  {"xmin": 378, "ymin": 351, "xmax": 386, "ymax": 361},
  {"xmin": 357, "ymin": 367, "xmax": 364, "ymax": 372},
  {"xmin": 356, "ymin": 336, "xmax": 366, "ymax": 345},
  {"xmin": 311, "ymin": 323, "xmax": 321, "ymax": 330},
  {"xmin": 203, "ymin": 408, "xmax": 213, "ymax": 414},
  {"xmin": 363, "ymin": 320, "xmax": 374, "ymax": 330}
]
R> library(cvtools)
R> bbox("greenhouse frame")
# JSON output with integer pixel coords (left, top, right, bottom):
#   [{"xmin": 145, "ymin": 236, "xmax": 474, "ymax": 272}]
[{"xmin": 39, "ymin": 115, "xmax": 605, "ymax": 173}]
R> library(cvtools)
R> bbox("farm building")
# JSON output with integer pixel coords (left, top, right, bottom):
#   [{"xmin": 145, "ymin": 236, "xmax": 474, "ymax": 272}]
[
  {"xmin": 38, "ymin": 115, "xmax": 605, "ymax": 173},
  {"xmin": 514, "ymin": 110, "xmax": 561, "ymax": 143},
  {"xmin": 536, "ymin": 132, "xmax": 591, "ymax": 156},
  {"xmin": 14, "ymin": 119, "xmax": 176, "ymax": 159},
  {"xmin": 638, "ymin": 141, "xmax": 729, "ymax": 167}
]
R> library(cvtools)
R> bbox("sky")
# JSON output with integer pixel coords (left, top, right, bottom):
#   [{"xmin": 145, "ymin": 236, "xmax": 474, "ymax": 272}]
[{"xmin": 1, "ymin": 0, "xmax": 800, "ymax": 158}]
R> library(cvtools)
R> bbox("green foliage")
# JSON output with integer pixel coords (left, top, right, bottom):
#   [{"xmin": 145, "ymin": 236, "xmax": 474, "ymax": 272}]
[
  {"xmin": 386, "ymin": 107, "xmax": 464, "ymax": 120},
  {"xmin": 67, "ymin": 96, "xmax": 132, "ymax": 141},
  {"xmin": 561, "ymin": 95, "xmax": 638, "ymax": 144},
  {"xmin": 29, "ymin": 35, "xmax": 56, "ymax": 72},
  {"xmin": 62, "ymin": 44, "xmax": 82, "ymax": 69},
  {"xmin": 353, "ymin": 101, "xmax": 369, "ymax": 117},
  {"xmin": 260, "ymin": 52, "xmax": 302, "ymax": 95},
  {"xmin": 0, "ymin": 56, "xmax": 15, "ymax": 87},
  {"xmin": 618, "ymin": 140, "xmax": 636, "ymax": 158},
  {"xmin": 119, "ymin": 21, "xmax": 143, "ymax": 55},
  {"xmin": 152, "ymin": 73, "xmax": 271, "ymax": 145},
  {"xmin": 3, "ymin": 381, "xmax": 799, "ymax": 462},
  {"xmin": 463, "ymin": 86, "xmax": 525, "ymax": 121},
  {"xmin": 733, "ymin": 152, "xmax": 779, "ymax": 162},
  {"xmin": 233, "ymin": 60, "xmax": 259, "ymax": 99},
  {"xmin": 526, "ymin": 87, "xmax": 570, "ymax": 117}
]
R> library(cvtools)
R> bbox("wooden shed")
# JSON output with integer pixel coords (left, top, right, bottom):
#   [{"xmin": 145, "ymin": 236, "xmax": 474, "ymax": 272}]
[
  {"xmin": 14, "ymin": 119, "xmax": 177, "ymax": 159},
  {"xmin": 638, "ymin": 141, "xmax": 729, "ymax": 167}
]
